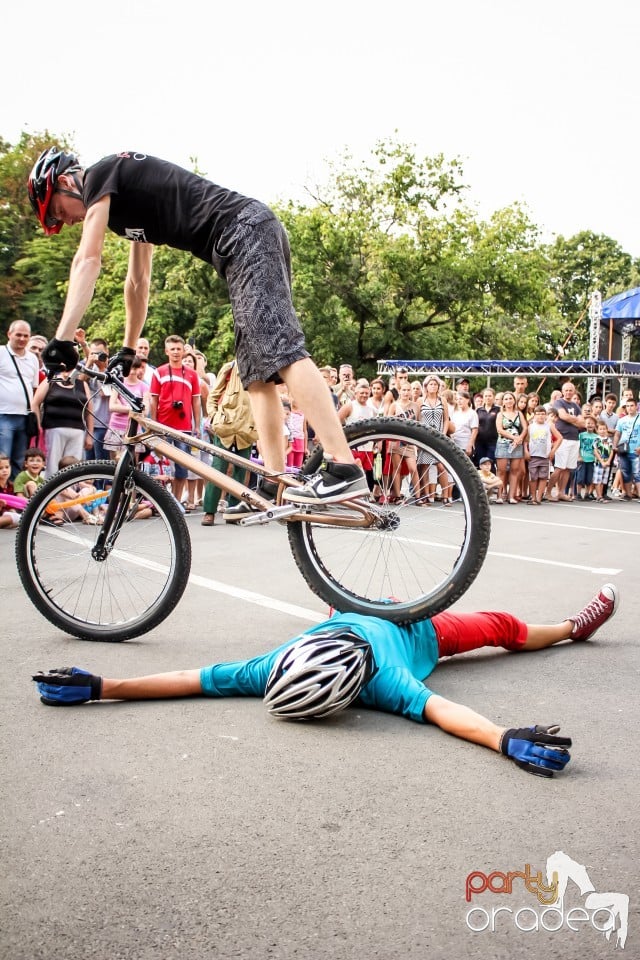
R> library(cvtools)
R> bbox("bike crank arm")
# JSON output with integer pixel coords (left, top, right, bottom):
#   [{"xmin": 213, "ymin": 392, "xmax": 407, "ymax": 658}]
[
  {"xmin": 239, "ymin": 504, "xmax": 302, "ymax": 526},
  {"xmin": 240, "ymin": 498, "xmax": 380, "ymax": 528}
]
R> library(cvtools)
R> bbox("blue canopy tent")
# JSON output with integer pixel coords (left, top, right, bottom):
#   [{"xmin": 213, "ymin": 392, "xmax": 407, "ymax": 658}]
[
  {"xmin": 601, "ymin": 286, "xmax": 640, "ymax": 333},
  {"xmin": 377, "ymin": 288, "xmax": 640, "ymax": 396}
]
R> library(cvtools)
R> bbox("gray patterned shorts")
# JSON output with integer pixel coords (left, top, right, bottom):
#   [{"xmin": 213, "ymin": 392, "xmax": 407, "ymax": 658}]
[{"xmin": 214, "ymin": 202, "xmax": 309, "ymax": 386}]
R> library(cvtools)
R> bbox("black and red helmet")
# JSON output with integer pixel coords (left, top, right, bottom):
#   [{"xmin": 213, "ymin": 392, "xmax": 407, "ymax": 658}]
[{"xmin": 28, "ymin": 147, "xmax": 82, "ymax": 235}]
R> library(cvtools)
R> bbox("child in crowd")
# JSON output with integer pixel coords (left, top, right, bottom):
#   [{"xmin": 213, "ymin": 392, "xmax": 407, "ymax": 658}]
[
  {"xmin": 52, "ymin": 455, "xmax": 151, "ymax": 523},
  {"xmin": 599, "ymin": 393, "xmax": 619, "ymax": 438},
  {"xmin": 477, "ymin": 457, "xmax": 503, "ymax": 503},
  {"xmin": 592, "ymin": 420, "xmax": 614, "ymax": 502},
  {"xmin": 590, "ymin": 398, "xmax": 603, "ymax": 421},
  {"xmin": 576, "ymin": 416, "xmax": 598, "ymax": 500},
  {"xmin": 13, "ymin": 449, "xmax": 46, "ymax": 499},
  {"xmin": 0, "ymin": 453, "xmax": 20, "ymax": 529},
  {"xmin": 281, "ymin": 400, "xmax": 293, "ymax": 463},
  {"xmin": 103, "ymin": 357, "xmax": 147, "ymax": 461},
  {"xmin": 526, "ymin": 407, "xmax": 562, "ymax": 505},
  {"xmin": 140, "ymin": 452, "xmax": 174, "ymax": 484},
  {"xmin": 54, "ymin": 456, "xmax": 105, "ymax": 525},
  {"xmin": 285, "ymin": 396, "xmax": 307, "ymax": 470}
]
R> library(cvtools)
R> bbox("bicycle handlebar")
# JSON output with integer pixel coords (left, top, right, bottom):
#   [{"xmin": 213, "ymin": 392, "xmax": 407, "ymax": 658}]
[{"xmin": 73, "ymin": 362, "xmax": 146, "ymax": 413}]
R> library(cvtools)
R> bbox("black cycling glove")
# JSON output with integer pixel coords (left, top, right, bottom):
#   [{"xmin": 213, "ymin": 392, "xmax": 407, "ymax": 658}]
[
  {"xmin": 500, "ymin": 724, "xmax": 572, "ymax": 778},
  {"xmin": 42, "ymin": 338, "xmax": 79, "ymax": 374},
  {"xmin": 32, "ymin": 667, "xmax": 103, "ymax": 706},
  {"xmin": 107, "ymin": 347, "xmax": 137, "ymax": 377}
]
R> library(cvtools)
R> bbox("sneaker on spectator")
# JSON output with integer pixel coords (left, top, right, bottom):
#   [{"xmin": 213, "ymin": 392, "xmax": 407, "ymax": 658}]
[
  {"xmin": 224, "ymin": 478, "xmax": 279, "ymax": 523},
  {"xmin": 569, "ymin": 584, "xmax": 619, "ymax": 641}
]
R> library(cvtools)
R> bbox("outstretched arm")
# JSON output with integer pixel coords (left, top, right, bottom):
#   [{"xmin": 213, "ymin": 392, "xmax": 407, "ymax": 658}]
[
  {"xmin": 56, "ymin": 197, "xmax": 111, "ymax": 342},
  {"xmin": 32, "ymin": 667, "xmax": 203, "ymax": 705},
  {"xmin": 102, "ymin": 669, "xmax": 202, "ymax": 700},
  {"xmin": 424, "ymin": 694, "xmax": 503, "ymax": 750},
  {"xmin": 423, "ymin": 694, "xmax": 571, "ymax": 777},
  {"xmin": 123, "ymin": 242, "xmax": 154, "ymax": 349}
]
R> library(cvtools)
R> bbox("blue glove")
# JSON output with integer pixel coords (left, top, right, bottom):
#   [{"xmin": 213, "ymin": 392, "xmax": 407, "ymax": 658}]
[
  {"xmin": 42, "ymin": 338, "xmax": 79, "ymax": 374},
  {"xmin": 107, "ymin": 346, "xmax": 136, "ymax": 377},
  {"xmin": 500, "ymin": 724, "xmax": 572, "ymax": 778},
  {"xmin": 32, "ymin": 667, "xmax": 102, "ymax": 706}
]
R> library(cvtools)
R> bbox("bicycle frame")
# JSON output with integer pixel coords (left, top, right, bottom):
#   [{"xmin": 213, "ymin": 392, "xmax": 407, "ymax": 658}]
[
  {"xmin": 83, "ymin": 366, "xmax": 377, "ymax": 528},
  {"xmin": 20, "ymin": 372, "xmax": 491, "ymax": 632},
  {"xmin": 131, "ymin": 412, "xmax": 376, "ymax": 527}
]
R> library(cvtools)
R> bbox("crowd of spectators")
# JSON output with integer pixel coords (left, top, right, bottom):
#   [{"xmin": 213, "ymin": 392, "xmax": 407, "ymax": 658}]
[{"xmin": 1, "ymin": 321, "xmax": 639, "ymax": 532}]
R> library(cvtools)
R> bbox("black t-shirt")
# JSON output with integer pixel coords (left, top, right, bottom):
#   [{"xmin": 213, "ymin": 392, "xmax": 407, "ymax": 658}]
[
  {"xmin": 42, "ymin": 380, "xmax": 86, "ymax": 431},
  {"xmin": 83, "ymin": 153, "xmax": 254, "ymax": 264},
  {"xmin": 476, "ymin": 405, "xmax": 500, "ymax": 443}
]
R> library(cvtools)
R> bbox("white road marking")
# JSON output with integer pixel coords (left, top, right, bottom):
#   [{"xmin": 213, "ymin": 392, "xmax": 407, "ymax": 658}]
[
  {"xmin": 388, "ymin": 534, "xmax": 622, "ymax": 575},
  {"xmin": 490, "ymin": 514, "xmax": 640, "ymax": 536},
  {"xmin": 37, "ymin": 522, "xmax": 624, "ymax": 616},
  {"xmin": 485, "ymin": 550, "xmax": 621, "ymax": 575},
  {"xmin": 188, "ymin": 573, "xmax": 325, "ymax": 622}
]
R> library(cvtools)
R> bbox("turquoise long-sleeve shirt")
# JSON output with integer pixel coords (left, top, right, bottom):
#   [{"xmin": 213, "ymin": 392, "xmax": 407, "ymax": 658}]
[{"xmin": 199, "ymin": 613, "xmax": 439, "ymax": 723}]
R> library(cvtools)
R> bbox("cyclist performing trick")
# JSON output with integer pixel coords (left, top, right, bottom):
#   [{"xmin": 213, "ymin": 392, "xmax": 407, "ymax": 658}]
[
  {"xmin": 23, "ymin": 147, "xmax": 492, "ymax": 635},
  {"xmin": 32, "ymin": 584, "xmax": 619, "ymax": 778},
  {"xmin": 27, "ymin": 147, "xmax": 368, "ymax": 506}
]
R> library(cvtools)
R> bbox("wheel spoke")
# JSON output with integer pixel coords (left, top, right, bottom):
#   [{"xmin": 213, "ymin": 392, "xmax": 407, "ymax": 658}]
[
  {"xmin": 16, "ymin": 462, "xmax": 191, "ymax": 640},
  {"xmin": 289, "ymin": 419, "xmax": 490, "ymax": 622}
]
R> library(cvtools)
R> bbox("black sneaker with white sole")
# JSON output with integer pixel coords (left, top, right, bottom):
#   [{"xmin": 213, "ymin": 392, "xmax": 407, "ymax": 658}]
[{"xmin": 283, "ymin": 461, "xmax": 369, "ymax": 504}]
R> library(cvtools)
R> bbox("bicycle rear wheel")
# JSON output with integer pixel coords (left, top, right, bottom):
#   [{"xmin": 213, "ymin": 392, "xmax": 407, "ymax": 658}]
[
  {"xmin": 288, "ymin": 418, "xmax": 491, "ymax": 623},
  {"xmin": 16, "ymin": 461, "xmax": 191, "ymax": 641}
]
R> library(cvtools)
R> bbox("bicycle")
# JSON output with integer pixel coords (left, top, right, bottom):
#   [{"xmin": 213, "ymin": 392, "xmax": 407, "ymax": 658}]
[{"xmin": 16, "ymin": 365, "xmax": 491, "ymax": 640}]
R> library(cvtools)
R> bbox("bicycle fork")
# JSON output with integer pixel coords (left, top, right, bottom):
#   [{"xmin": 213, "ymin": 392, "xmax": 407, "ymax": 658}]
[{"xmin": 91, "ymin": 450, "xmax": 139, "ymax": 561}]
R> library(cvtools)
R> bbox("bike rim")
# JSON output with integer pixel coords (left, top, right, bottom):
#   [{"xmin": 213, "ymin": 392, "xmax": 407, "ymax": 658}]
[
  {"xmin": 22, "ymin": 468, "xmax": 182, "ymax": 637},
  {"xmin": 296, "ymin": 426, "xmax": 485, "ymax": 617}
]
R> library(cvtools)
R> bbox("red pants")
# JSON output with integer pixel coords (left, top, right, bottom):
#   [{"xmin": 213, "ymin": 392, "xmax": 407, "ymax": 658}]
[{"xmin": 431, "ymin": 610, "xmax": 528, "ymax": 658}]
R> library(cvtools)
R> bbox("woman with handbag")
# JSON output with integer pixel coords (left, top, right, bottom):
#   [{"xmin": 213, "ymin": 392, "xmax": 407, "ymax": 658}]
[{"xmin": 31, "ymin": 371, "xmax": 94, "ymax": 478}]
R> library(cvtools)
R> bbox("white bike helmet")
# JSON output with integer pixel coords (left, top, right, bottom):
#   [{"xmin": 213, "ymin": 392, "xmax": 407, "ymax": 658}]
[{"xmin": 264, "ymin": 631, "xmax": 376, "ymax": 719}]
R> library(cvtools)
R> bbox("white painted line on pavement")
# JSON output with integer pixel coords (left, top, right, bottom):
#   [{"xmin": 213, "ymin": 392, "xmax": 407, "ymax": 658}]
[
  {"xmin": 490, "ymin": 515, "xmax": 640, "ymax": 536},
  {"xmin": 40, "ymin": 527, "xmax": 326, "ymax": 622},
  {"xmin": 389, "ymin": 534, "xmax": 622, "ymax": 575},
  {"xmin": 485, "ymin": 550, "xmax": 621, "ymax": 575},
  {"xmin": 188, "ymin": 573, "xmax": 326, "ymax": 623}
]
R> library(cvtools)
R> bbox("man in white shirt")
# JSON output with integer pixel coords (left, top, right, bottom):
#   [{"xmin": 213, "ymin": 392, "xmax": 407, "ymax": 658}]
[{"xmin": 0, "ymin": 321, "xmax": 40, "ymax": 478}]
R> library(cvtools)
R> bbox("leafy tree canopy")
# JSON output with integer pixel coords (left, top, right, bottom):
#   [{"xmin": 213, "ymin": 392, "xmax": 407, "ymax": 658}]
[{"xmin": 2, "ymin": 132, "xmax": 638, "ymax": 374}]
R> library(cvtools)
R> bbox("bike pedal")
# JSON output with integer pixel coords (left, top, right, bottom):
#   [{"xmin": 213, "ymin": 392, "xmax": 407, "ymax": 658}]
[{"xmin": 239, "ymin": 504, "xmax": 301, "ymax": 526}]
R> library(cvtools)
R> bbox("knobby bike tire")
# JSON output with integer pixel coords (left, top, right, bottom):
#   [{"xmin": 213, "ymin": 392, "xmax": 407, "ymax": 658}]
[
  {"xmin": 287, "ymin": 418, "xmax": 491, "ymax": 623},
  {"xmin": 16, "ymin": 461, "xmax": 191, "ymax": 641}
]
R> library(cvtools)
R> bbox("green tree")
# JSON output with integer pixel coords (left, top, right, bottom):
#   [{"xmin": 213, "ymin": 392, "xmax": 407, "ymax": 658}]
[
  {"xmin": 545, "ymin": 231, "xmax": 640, "ymax": 357},
  {"xmin": 281, "ymin": 140, "xmax": 565, "ymax": 373},
  {"xmin": 0, "ymin": 131, "xmax": 77, "ymax": 329}
]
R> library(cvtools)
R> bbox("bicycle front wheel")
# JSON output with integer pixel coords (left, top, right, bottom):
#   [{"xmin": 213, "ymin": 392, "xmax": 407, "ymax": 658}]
[
  {"xmin": 288, "ymin": 418, "xmax": 491, "ymax": 623},
  {"xmin": 16, "ymin": 461, "xmax": 191, "ymax": 641}
]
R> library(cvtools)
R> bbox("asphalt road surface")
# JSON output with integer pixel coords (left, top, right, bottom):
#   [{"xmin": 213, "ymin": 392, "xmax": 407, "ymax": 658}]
[{"xmin": 1, "ymin": 498, "xmax": 638, "ymax": 960}]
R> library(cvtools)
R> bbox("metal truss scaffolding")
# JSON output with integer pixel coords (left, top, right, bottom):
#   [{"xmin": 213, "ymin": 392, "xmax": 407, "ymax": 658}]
[{"xmin": 376, "ymin": 359, "xmax": 640, "ymax": 379}]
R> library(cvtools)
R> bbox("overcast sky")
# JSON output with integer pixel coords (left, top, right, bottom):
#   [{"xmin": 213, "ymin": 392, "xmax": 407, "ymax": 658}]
[{"xmin": 4, "ymin": 0, "xmax": 639, "ymax": 256}]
